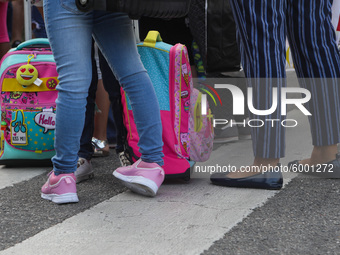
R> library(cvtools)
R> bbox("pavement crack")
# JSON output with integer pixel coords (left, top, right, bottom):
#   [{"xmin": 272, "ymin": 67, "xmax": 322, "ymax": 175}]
[{"xmin": 156, "ymin": 200, "xmax": 237, "ymax": 211}]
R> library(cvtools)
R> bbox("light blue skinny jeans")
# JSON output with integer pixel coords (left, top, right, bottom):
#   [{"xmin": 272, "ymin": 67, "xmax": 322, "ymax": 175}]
[{"xmin": 44, "ymin": 0, "xmax": 164, "ymax": 174}]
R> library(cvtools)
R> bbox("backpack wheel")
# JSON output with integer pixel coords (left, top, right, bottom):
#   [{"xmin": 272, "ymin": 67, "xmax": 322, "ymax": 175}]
[{"xmin": 182, "ymin": 176, "xmax": 190, "ymax": 182}]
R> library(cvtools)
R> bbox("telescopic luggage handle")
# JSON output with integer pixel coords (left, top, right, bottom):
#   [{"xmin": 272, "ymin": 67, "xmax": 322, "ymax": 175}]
[
  {"xmin": 15, "ymin": 39, "xmax": 51, "ymax": 50},
  {"xmin": 143, "ymin": 31, "xmax": 163, "ymax": 47}
]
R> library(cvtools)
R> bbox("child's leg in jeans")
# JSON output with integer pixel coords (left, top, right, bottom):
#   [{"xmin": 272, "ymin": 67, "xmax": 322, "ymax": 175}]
[
  {"xmin": 93, "ymin": 12, "xmax": 163, "ymax": 165},
  {"xmin": 41, "ymin": 0, "xmax": 93, "ymax": 203},
  {"xmin": 93, "ymin": 12, "xmax": 164, "ymax": 196}
]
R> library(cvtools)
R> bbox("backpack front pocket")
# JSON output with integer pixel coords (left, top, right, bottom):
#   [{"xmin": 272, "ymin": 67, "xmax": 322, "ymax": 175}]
[{"xmin": 3, "ymin": 106, "xmax": 55, "ymax": 153}]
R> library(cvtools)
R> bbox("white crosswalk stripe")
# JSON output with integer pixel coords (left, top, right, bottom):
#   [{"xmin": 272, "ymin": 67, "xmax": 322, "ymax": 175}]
[{"xmin": 0, "ymin": 110, "xmax": 310, "ymax": 254}]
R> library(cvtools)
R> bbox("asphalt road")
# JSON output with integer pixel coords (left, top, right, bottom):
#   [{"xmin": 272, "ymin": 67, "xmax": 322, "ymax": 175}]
[{"xmin": 1, "ymin": 108, "xmax": 339, "ymax": 255}]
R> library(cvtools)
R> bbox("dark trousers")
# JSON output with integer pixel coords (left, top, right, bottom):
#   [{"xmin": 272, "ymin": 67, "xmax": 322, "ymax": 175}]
[
  {"xmin": 98, "ymin": 50, "xmax": 126, "ymax": 154},
  {"xmin": 230, "ymin": 0, "xmax": 340, "ymax": 158},
  {"xmin": 78, "ymin": 44, "xmax": 98, "ymax": 160}
]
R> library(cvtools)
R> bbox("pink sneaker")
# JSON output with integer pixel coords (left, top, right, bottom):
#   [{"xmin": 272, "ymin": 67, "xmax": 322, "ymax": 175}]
[
  {"xmin": 41, "ymin": 171, "xmax": 79, "ymax": 204},
  {"xmin": 113, "ymin": 159, "xmax": 165, "ymax": 197}
]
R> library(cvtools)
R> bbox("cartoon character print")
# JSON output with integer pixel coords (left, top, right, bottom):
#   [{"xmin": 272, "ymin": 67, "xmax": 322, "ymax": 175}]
[
  {"xmin": 184, "ymin": 100, "xmax": 190, "ymax": 112},
  {"xmin": 174, "ymin": 90, "xmax": 180, "ymax": 118},
  {"xmin": 10, "ymin": 91, "xmax": 22, "ymax": 100},
  {"xmin": 6, "ymin": 92, "xmax": 38, "ymax": 104},
  {"xmin": 173, "ymin": 46, "xmax": 193, "ymax": 159},
  {"xmin": 22, "ymin": 96, "xmax": 28, "ymax": 104},
  {"xmin": 11, "ymin": 110, "xmax": 26, "ymax": 133},
  {"xmin": 3, "ymin": 94, "xmax": 10, "ymax": 103},
  {"xmin": 16, "ymin": 92, "xmax": 38, "ymax": 104},
  {"xmin": 5, "ymin": 111, "xmax": 12, "ymax": 121},
  {"xmin": 1, "ymin": 111, "xmax": 7, "ymax": 122},
  {"xmin": 26, "ymin": 92, "xmax": 38, "ymax": 104},
  {"xmin": 180, "ymin": 133, "xmax": 189, "ymax": 154},
  {"xmin": 5, "ymin": 69, "xmax": 16, "ymax": 78},
  {"xmin": 181, "ymin": 90, "xmax": 189, "ymax": 99},
  {"xmin": 181, "ymin": 63, "xmax": 189, "ymax": 87},
  {"xmin": 173, "ymin": 52, "xmax": 182, "ymax": 157},
  {"xmin": 1, "ymin": 110, "xmax": 12, "ymax": 141}
]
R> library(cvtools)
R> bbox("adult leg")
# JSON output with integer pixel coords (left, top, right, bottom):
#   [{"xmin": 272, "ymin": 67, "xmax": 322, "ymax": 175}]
[
  {"xmin": 287, "ymin": 0, "xmax": 340, "ymax": 166},
  {"xmin": 227, "ymin": 0, "xmax": 287, "ymax": 178}
]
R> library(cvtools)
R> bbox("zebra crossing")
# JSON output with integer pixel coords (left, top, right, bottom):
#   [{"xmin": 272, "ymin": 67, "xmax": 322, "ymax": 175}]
[{"xmin": 0, "ymin": 110, "xmax": 327, "ymax": 255}]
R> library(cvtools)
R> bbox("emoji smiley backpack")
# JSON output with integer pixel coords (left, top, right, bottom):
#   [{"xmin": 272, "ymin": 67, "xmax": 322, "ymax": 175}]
[{"xmin": 0, "ymin": 39, "xmax": 58, "ymax": 165}]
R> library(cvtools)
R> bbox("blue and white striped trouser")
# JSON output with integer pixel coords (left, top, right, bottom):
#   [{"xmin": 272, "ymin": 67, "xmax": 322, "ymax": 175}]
[{"xmin": 229, "ymin": 0, "xmax": 340, "ymax": 158}]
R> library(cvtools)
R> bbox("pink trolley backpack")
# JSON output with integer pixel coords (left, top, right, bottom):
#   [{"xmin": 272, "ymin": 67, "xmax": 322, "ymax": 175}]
[
  {"xmin": 0, "ymin": 39, "xmax": 58, "ymax": 166},
  {"xmin": 121, "ymin": 31, "xmax": 213, "ymax": 180}
]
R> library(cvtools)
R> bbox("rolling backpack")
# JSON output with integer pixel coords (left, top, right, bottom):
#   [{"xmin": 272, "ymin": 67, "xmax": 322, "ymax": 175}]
[
  {"xmin": 121, "ymin": 31, "xmax": 213, "ymax": 180},
  {"xmin": 0, "ymin": 38, "xmax": 58, "ymax": 165}
]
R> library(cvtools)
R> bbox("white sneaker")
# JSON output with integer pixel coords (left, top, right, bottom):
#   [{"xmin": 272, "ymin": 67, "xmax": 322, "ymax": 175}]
[
  {"xmin": 118, "ymin": 151, "xmax": 131, "ymax": 167},
  {"xmin": 75, "ymin": 157, "xmax": 94, "ymax": 183}
]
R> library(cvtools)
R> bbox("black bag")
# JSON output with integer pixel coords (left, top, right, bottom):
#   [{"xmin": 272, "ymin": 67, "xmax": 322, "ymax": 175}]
[
  {"xmin": 206, "ymin": 0, "xmax": 240, "ymax": 73},
  {"xmin": 75, "ymin": 0, "xmax": 192, "ymax": 19},
  {"xmin": 188, "ymin": 0, "xmax": 241, "ymax": 74}
]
